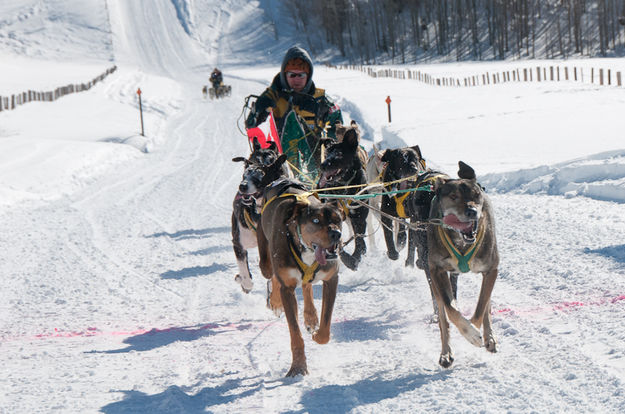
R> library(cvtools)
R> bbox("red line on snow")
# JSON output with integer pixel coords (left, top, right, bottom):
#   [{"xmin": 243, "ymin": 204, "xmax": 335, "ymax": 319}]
[
  {"xmin": 494, "ymin": 293, "xmax": 625, "ymax": 316},
  {"xmin": 2, "ymin": 295, "xmax": 623, "ymax": 343}
]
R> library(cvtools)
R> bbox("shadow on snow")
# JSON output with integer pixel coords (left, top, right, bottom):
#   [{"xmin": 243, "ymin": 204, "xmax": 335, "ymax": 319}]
[{"xmin": 101, "ymin": 371, "xmax": 449, "ymax": 414}]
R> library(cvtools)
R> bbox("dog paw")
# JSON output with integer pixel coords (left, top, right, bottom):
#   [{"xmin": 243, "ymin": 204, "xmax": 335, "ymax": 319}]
[
  {"xmin": 286, "ymin": 363, "xmax": 309, "ymax": 377},
  {"xmin": 459, "ymin": 322, "xmax": 483, "ymax": 347},
  {"xmin": 429, "ymin": 313, "xmax": 439, "ymax": 324},
  {"xmin": 387, "ymin": 250, "xmax": 399, "ymax": 260},
  {"xmin": 234, "ymin": 275, "xmax": 253, "ymax": 293},
  {"xmin": 485, "ymin": 335, "xmax": 497, "ymax": 353},
  {"xmin": 404, "ymin": 258, "xmax": 415, "ymax": 268},
  {"xmin": 339, "ymin": 251, "xmax": 359, "ymax": 270},
  {"xmin": 312, "ymin": 330, "xmax": 330, "ymax": 345},
  {"xmin": 439, "ymin": 353, "xmax": 454, "ymax": 368}
]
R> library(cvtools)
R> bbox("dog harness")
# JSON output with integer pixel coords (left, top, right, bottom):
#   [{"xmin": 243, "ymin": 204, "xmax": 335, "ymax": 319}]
[
  {"xmin": 390, "ymin": 174, "xmax": 442, "ymax": 218},
  {"xmin": 243, "ymin": 209, "xmax": 257, "ymax": 231},
  {"xmin": 437, "ymin": 221, "xmax": 486, "ymax": 273},
  {"xmin": 288, "ymin": 231, "xmax": 321, "ymax": 284},
  {"xmin": 261, "ymin": 190, "xmax": 316, "ymax": 214}
]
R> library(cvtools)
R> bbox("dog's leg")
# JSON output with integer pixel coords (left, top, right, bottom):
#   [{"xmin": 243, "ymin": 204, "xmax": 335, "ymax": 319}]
[
  {"xmin": 470, "ymin": 268, "xmax": 498, "ymax": 352},
  {"xmin": 366, "ymin": 195, "xmax": 380, "ymax": 250},
  {"xmin": 382, "ymin": 213, "xmax": 399, "ymax": 260},
  {"xmin": 396, "ymin": 222, "xmax": 407, "ymax": 252},
  {"xmin": 340, "ymin": 211, "xmax": 368, "ymax": 271},
  {"xmin": 405, "ymin": 228, "xmax": 417, "ymax": 267},
  {"xmin": 257, "ymin": 223, "xmax": 272, "ymax": 280},
  {"xmin": 450, "ymin": 272, "xmax": 458, "ymax": 300},
  {"xmin": 232, "ymin": 215, "xmax": 254, "ymax": 293},
  {"xmin": 312, "ymin": 273, "xmax": 338, "ymax": 345},
  {"xmin": 429, "ymin": 267, "xmax": 453, "ymax": 366},
  {"xmin": 268, "ymin": 276, "xmax": 283, "ymax": 316},
  {"xmin": 470, "ymin": 268, "xmax": 497, "ymax": 329},
  {"xmin": 302, "ymin": 282, "xmax": 319, "ymax": 333},
  {"xmin": 435, "ymin": 287, "xmax": 453, "ymax": 368},
  {"xmin": 279, "ymin": 282, "xmax": 308, "ymax": 376},
  {"xmin": 257, "ymin": 224, "xmax": 283, "ymax": 315},
  {"xmin": 430, "ymin": 266, "xmax": 482, "ymax": 348}
]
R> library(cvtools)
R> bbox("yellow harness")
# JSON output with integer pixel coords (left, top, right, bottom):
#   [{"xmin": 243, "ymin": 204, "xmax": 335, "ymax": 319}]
[
  {"xmin": 243, "ymin": 209, "xmax": 257, "ymax": 231},
  {"xmin": 289, "ymin": 240, "xmax": 320, "ymax": 284},
  {"xmin": 437, "ymin": 220, "xmax": 486, "ymax": 273},
  {"xmin": 261, "ymin": 191, "xmax": 316, "ymax": 215},
  {"xmin": 261, "ymin": 189, "xmax": 323, "ymax": 284}
]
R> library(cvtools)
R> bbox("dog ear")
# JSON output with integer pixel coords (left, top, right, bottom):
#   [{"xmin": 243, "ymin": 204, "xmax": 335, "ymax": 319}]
[
  {"xmin": 381, "ymin": 148, "xmax": 394, "ymax": 162},
  {"xmin": 334, "ymin": 121, "xmax": 346, "ymax": 141},
  {"xmin": 267, "ymin": 141, "xmax": 278, "ymax": 152},
  {"xmin": 232, "ymin": 156, "xmax": 247, "ymax": 163},
  {"xmin": 411, "ymin": 145, "xmax": 423, "ymax": 159},
  {"xmin": 260, "ymin": 154, "xmax": 288, "ymax": 186},
  {"xmin": 343, "ymin": 128, "xmax": 360, "ymax": 149},
  {"xmin": 458, "ymin": 161, "xmax": 476, "ymax": 180},
  {"xmin": 252, "ymin": 137, "xmax": 261, "ymax": 151}
]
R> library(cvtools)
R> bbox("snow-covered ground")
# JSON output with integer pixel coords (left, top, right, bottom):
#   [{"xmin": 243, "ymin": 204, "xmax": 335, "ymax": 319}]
[{"xmin": 1, "ymin": 1, "xmax": 625, "ymax": 413}]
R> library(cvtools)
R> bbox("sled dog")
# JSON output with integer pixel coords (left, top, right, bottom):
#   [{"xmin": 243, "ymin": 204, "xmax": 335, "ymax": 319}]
[{"xmin": 427, "ymin": 161, "xmax": 499, "ymax": 367}]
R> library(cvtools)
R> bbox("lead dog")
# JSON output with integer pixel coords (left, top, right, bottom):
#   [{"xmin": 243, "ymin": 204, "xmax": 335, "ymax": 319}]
[
  {"xmin": 257, "ymin": 178, "xmax": 344, "ymax": 376},
  {"xmin": 318, "ymin": 122, "xmax": 368, "ymax": 270},
  {"xmin": 427, "ymin": 161, "xmax": 499, "ymax": 368},
  {"xmin": 231, "ymin": 140, "xmax": 287, "ymax": 293}
]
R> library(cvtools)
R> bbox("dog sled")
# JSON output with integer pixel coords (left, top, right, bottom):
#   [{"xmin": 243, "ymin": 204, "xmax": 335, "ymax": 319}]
[{"xmin": 241, "ymin": 94, "xmax": 324, "ymax": 183}]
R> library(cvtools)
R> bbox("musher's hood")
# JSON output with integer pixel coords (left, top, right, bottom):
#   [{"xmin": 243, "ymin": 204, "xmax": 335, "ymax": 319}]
[{"xmin": 279, "ymin": 46, "xmax": 314, "ymax": 95}]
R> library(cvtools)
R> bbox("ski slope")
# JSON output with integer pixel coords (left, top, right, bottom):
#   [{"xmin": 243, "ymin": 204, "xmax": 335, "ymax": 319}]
[{"xmin": 1, "ymin": 1, "xmax": 625, "ymax": 412}]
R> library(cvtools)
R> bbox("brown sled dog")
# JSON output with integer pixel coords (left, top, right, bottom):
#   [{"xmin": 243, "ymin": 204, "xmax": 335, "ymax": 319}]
[
  {"xmin": 427, "ymin": 161, "xmax": 499, "ymax": 368},
  {"xmin": 257, "ymin": 178, "xmax": 344, "ymax": 376}
]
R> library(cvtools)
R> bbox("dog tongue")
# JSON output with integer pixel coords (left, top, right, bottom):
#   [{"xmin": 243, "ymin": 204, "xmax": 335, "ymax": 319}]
[
  {"xmin": 443, "ymin": 214, "xmax": 473, "ymax": 232},
  {"xmin": 315, "ymin": 245, "xmax": 327, "ymax": 266}
]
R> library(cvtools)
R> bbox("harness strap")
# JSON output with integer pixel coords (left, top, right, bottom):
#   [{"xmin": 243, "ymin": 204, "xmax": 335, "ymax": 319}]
[
  {"xmin": 242, "ymin": 209, "xmax": 256, "ymax": 231},
  {"xmin": 288, "ymin": 235, "xmax": 320, "ymax": 284},
  {"xmin": 437, "ymin": 221, "xmax": 486, "ymax": 273},
  {"xmin": 261, "ymin": 191, "xmax": 315, "ymax": 215},
  {"xmin": 395, "ymin": 192, "xmax": 411, "ymax": 218}
]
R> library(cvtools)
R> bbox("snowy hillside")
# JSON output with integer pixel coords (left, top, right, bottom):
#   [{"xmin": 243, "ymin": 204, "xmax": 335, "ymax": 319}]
[{"xmin": 1, "ymin": 1, "xmax": 625, "ymax": 413}]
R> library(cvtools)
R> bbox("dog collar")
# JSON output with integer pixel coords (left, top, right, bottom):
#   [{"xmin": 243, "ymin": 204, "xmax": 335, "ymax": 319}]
[{"xmin": 437, "ymin": 221, "xmax": 486, "ymax": 273}]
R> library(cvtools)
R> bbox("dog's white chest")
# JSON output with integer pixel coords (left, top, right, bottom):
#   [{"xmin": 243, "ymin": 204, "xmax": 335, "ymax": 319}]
[{"xmin": 239, "ymin": 227, "xmax": 257, "ymax": 249}]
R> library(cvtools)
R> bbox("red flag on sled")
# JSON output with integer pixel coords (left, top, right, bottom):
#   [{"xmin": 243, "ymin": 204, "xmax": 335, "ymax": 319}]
[{"xmin": 246, "ymin": 111, "xmax": 282, "ymax": 153}]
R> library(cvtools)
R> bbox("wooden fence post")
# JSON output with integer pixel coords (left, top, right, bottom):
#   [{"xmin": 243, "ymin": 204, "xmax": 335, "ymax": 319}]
[
  {"xmin": 599, "ymin": 68, "xmax": 603, "ymax": 85},
  {"xmin": 618, "ymin": 72, "xmax": 622, "ymax": 86},
  {"xmin": 537, "ymin": 67, "xmax": 541, "ymax": 81}
]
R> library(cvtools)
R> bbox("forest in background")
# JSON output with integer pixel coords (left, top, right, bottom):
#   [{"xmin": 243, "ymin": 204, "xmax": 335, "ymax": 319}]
[{"xmin": 282, "ymin": 0, "xmax": 625, "ymax": 63}]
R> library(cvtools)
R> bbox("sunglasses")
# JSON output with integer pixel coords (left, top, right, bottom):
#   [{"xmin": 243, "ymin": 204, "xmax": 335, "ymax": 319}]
[{"xmin": 286, "ymin": 71, "xmax": 307, "ymax": 79}]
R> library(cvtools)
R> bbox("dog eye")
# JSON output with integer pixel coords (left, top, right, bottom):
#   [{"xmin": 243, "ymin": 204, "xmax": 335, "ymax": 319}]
[
  {"xmin": 449, "ymin": 193, "xmax": 458, "ymax": 200},
  {"xmin": 312, "ymin": 218, "xmax": 320, "ymax": 224}
]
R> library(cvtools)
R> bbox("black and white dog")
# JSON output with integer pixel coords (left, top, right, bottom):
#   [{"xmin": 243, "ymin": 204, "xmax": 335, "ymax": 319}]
[
  {"xmin": 318, "ymin": 122, "xmax": 368, "ymax": 270},
  {"xmin": 231, "ymin": 139, "xmax": 288, "ymax": 292}
]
